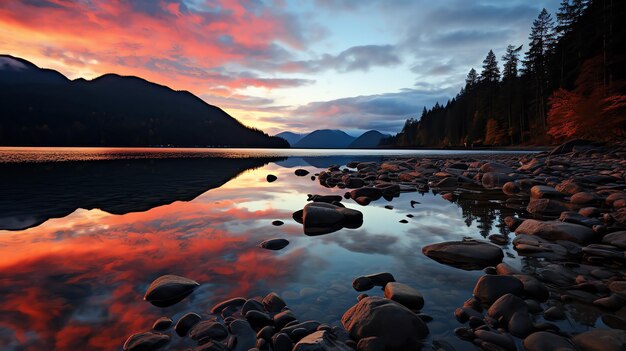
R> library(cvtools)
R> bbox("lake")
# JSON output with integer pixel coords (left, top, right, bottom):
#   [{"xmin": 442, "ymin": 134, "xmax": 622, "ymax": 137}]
[{"xmin": 0, "ymin": 147, "xmax": 599, "ymax": 350}]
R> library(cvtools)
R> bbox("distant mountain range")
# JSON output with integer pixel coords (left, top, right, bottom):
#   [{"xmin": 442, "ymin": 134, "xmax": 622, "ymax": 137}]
[
  {"xmin": 0, "ymin": 55, "xmax": 287, "ymax": 147},
  {"xmin": 274, "ymin": 129, "xmax": 389, "ymax": 148}
]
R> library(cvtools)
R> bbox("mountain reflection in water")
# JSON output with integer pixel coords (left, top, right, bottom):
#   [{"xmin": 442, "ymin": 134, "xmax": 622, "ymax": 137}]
[{"xmin": 0, "ymin": 149, "xmax": 600, "ymax": 350}]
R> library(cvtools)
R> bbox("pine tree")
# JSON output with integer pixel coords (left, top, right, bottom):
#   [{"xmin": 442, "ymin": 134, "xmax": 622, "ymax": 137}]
[
  {"xmin": 480, "ymin": 50, "xmax": 501, "ymax": 82},
  {"xmin": 502, "ymin": 45, "xmax": 523, "ymax": 80},
  {"xmin": 465, "ymin": 68, "xmax": 479, "ymax": 89}
]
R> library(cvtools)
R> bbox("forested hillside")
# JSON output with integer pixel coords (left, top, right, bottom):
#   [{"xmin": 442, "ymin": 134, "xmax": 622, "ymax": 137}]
[{"xmin": 387, "ymin": 0, "xmax": 625, "ymax": 147}]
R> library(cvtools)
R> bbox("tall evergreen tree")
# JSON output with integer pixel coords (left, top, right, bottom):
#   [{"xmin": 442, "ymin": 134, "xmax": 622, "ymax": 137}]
[
  {"xmin": 502, "ymin": 45, "xmax": 523, "ymax": 80},
  {"xmin": 465, "ymin": 68, "xmax": 479, "ymax": 88},
  {"xmin": 480, "ymin": 50, "xmax": 501, "ymax": 82}
]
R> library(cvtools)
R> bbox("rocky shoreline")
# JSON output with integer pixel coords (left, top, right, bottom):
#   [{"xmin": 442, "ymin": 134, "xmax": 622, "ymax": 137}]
[{"xmin": 124, "ymin": 140, "xmax": 626, "ymax": 351}]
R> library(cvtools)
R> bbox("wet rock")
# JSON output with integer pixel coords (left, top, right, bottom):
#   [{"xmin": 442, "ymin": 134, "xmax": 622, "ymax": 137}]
[
  {"xmin": 571, "ymin": 192, "xmax": 600, "ymax": 204},
  {"xmin": 593, "ymin": 294, "xmax": 626, "ymax": 310},
  {"xmin": 515, "ymin": 219, "xmax": 595, "ymax": 244},
  {"xmin": 482, "ymin": 172, "xmax": 515, "ymax": 189},
  {"xmin": 295, "ymin": 169, "xmax": 310, "ymax": 176},
  {"xmin": 487, "ymin": 294, "xmax": 534, "ymax": 337},
  {"xmin": 256, "ymin": 325, "xmax": 274, "ymax": 341},
  {"xmin": 473, "ymin": 330, "xmax": 515, "ymax": 351},
  {"xmin": 383, "ymin": 282, "xmax": 424, "ymax": 311},
  {"xmin": 556, "ymin": 179, "xmax": 585, "ymax": 196},
  {"xmin": 352, "ymin": 276, "xmax": 375, "ymax": 292},
  {"xmin": 422, "ymin": 239, "xmax": 504, "ymax": 270},
  {"xmin": 144, "ymin": 275, "xmax": 200, "ymax": 307},
  {"xmin": 246, "ymin": 310, "xmax": 272, "ymax": 330},
  {"xmin": 523, "ymin": 331, "xmax": 577, "ymax": 351},
  {"xmin": 496, "ymin": 263, "xmax": 521, "ymax": 275},
  {"xmin": 229, "ymin": 320, "xmax": 256, "ymax": 351},
  {"xmin": 602, "ymin": 231, "xmax": 626, "ymax": 249},
  {"xmin": 262, "ymin": 292, "xmax": 286, "ymax": 314},
  {"xmin": 434, "ymin": 177, "xmax": 458, "ymax": 188},
  {"xmin": 526, "ymin": 198, "xmax": 569, "ymax": 215},
  {"xmin": 559, "ymin": 211, "xmax": 602, "ymax": 228},
  {"xmin": 579, "ymin": 207, "xmax": 600, "ymax": 217},
  {"xmin": 292, "ymin": 330, "xmax": 352, "ymax": 351},
  {"xmin": 152, "ymin": 317, "xmax": 173, "ymax": 331},
  {"xmin": 267, "ymin": 175, "xmax": 277, "ymax": 183},
  {"xmin": 123, "ymin": 332, "xmax": 170, "ymax": 351},
  {"xmin": 272, "ymin": 220, "xmax": 284, "ymax": 226},
  {"xmin": 481, "ymin": 162, "xmax": 515, "ymax": 173},
  {"xmin": 210, "ymin": 297, "xmax": 246, "ymax": 314},
  {"xmin": 473, "ymin": 275, "xmax": 524, "ymax": 304},
  {"xmin": 272, "ymin": 333, "xmax": 293, "ymax": 351},
  {"xmin": 258, "ymin": 238, "xmax": 289, "ymax": 250},
  {"xmin": 301, "ymin": 202, "xmax": 363, "ymax": 235},
  {"xmin": 357, "ymin": 336, "xmax": 386, "ymax": 351},
  {"xmin": 543, "ymin": 306, "xmax": 565, "ymax": 321},
  {"xmin": 531, "ymin": 185, "xmax": 563, "ymax": 199},
  {"xmin": 175, "ymin": 312, "xmax": 202, "ymax": 337},
  {"xmin": 350, "ymin": 187, "xmax": 383, "ymax": 201},
  {"xmin": 572, "ymin": 329, "xmax": 626, "ymax": 351},
  {"xmin": 504, "ymin": 216, "xmax": 524, "ymax": 231},
  {"xmin": 502, "ymin": 181, "xmax": 521, "ymax": 195},
  {"xmin": 514, "ymin": 274, "xmax": 549, "ymax": 301},
  {"xmin": 341, "ymin": 296, "xmax": 429, "ymax": 350},
  {"xmin": 281, "ymin": 321, "xmax": 321, "ymax": 338},
  {"xmin": 399, "ymin": 219, "xmax": 408, "ymax": 223},
  {"xmin": 365, "ymin": 272, "xmax": 395, "ymax": 287},
  {"xmin": 273, "ymin": 309, "xmax": 297, "ymax": 330},
  {"xmin": 308, "ymin": 194, "xmax": 343, "ymax": 203},
  {"xmin": 189, "ymin": 321, "xmax": 229, "ymax": 342}
]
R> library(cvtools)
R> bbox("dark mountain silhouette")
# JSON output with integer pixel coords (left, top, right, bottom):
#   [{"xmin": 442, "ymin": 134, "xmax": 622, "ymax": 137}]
[
  {"xmin": 0, "ymin": 156, "xmax": 284, "ymax": 231},
  {"xmin": 0, "ymin": 55, "xmax": 288, "ymax": 147},
  {"xmin": 348, "ymin": 130, "xmax": 389, "ymax": 148},
  {"xmin": 274, "ymin": 131, "xmax": 305, "ymax": 146},
  {"xmin": 293, "ymin": 129, "xmax": 355, "ymax": 148}
]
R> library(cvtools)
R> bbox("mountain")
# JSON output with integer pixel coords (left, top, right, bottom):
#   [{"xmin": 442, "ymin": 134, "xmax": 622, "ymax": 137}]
[
  {"xmin": 348, "ymin": 130, "xmax": 389, "ymax": 148},
  {"xmin": 293, "ymin": 129, "xmax": 355, "ymax": 148},
  {"xmin": 274, "ymin": 131, "xmax": 304, "ymax": 146},
  {"xmin": 0, "ymin": 55, "xmax": 288, "ymax": 147}
]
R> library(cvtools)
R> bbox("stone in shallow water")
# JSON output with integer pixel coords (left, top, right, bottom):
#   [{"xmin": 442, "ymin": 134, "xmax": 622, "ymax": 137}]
[
  {"xmin": 266, "ymin": 174, "xmax": 277, "ymax": 182},
  {"xmin": 152, "ymin": 317, "xmax": 172, "ymax": 331},
  {"xmin": 365, "ymin": 272, "xmax": 395, "ymax": 287},
  {"xmin": 352, "ymin": 276, "xmax": 374, "ymax": 292},
  {"xmin": 473, "ymin": 275, "xmax": 524, "ymax": 304},
  {"xmin": 572, "ymin": 329, "xmax": 626, "ymax": 351},
  {"xmin": 523, "ymin": 331, "xmax": 577, "ymax": 351},
  {"xmin": 531, "ymin": 185, "xmax": 563, "ymax": 199},
  {"xmin": 342, "ymin": 296, "xmax": 428, "ymax": 350},
  {"xmin": 175, "ymin": 312, "xmax": 202, "ymax": 337},
  {"xmin": 295, "ymin": 169, "xmax": 310, "ymax": 176},
  {"xmin": 301, "ymin": 202, "xmax": 363, "ymax": 235},
  {"xmin": 543, "ymin": 306, "xmax": 565, "ymax": 320},
  {"xmin": 229, "ymin": 320, "xmax": 256, "ymax": 351},
  {"xmin": 143, "ymin": 274, "xmax": 199, "ymax": 307},
  {"xmin": 487, "ymin": 294, "xmax": 534, "ymax": 338},
  {"xmin": 189, "ymin": 320, "xmax": 228, "ymax": 342},
  {"xmin": 123, "ymin": 332, "xmax": 170, "ymax": 351},
  {"xmin": 602, "ymin": 231, "xmax": 626, "ymax": 249},
  {"xmin": 262, "ymin": 292, "xmax": 286, "ymax": 313},
  {"xmin": 383, "ymin": 282, "xmax": 424, "ymax": 311},
  {"xmin": 422, "ymin": 239, "xmax": 504, "ymax": 270},
  {"xmin": 526, "ymin": 198, "xmax": 569, "ymax": 215},
  {"xmin": 292, "ymin": 330, "xmax": 352, "ymax": 351},
  {"xmin": 482, "ymin": 172, "xmax": 514, "ymax": 189},
  {"xmin": 515, "ymin": 219, "xmax": 595, "ymax": 244},
  {"xmin": 258, "ymin": 238, "xmax": 289, "ymax": 250}
]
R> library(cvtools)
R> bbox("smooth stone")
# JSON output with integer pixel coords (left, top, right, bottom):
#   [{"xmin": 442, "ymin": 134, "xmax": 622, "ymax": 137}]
[
  {"xmin": 229, "ymin": 320, "xmax": 256, "ymax": 351},
  {"xmin": 384, "ymin": 282, "xmax": 425, "ymax": 311},
  {"xmin": 341, "ymin": 297, "xmax": 429, "ymax": 350},
  {"xmin": 571, "ymin": 192, "xmax": 600, "ymax": 204},
  {"xmin": 242, "ymin": 299, "xmax": 265, "ymax": 316},
  {"xmin": 515, "ymin": 219, "xmax": 595, "ymax": 244},
  {"xmin": 210, "ymin": 297, "xmax": 246, "ymax": 314},
  {"xmin": 189, "ymin": 321, "xmax": 228, "ymax": 342},
  {"xmin": 352, "ymin": 276, "xmax": 375, "ymax": 292},
  {"xmin": 272, "ymin": 333, "xmax": 293, "ymax": 351},
  {"xmin": 267, "ymin": 174, "xmax": 277, "ymax": 182},
  {"xmin": 482, "ymin": 172, "xmax": 514, "ymax": 189},
  {"xmin": 526, "ymin": 198, "xmax": 569, "ymax": 215},
  {"xmin": 559, "ymin": 211, "xmax": 602, "ymax": 228},
  {"xmin": 602, "ymin": 231, "xmax": 626, "ymax": 249},
  {"xmin": 258, "ymin": 238, "xmax": 289, "ymax": 250},
  {"xmin": 175, "ymin": 312, "xmax": 202, "ymax": 337},
  {"xmin": 123, "ymin": 332, "xmax": 170, "ymax": 351},
  {"xmin": 513, "ymin": 274, "xmax": 549, "ymax": 301},
  {"xmin": 473, "ymin": 275, "xmax": 524, "ymax": 304},
  {"xmin": 272, "ymin": 220, "xmax": 284, "ymax": 226},
  {"xmin": 281, "ymin": 321, "xmax": 321, "ymax": 337},
  {"xmin": 295, "ymin": 169, "xmax": 310, "ymax": 176},
  {"xmin": 422, "ymin": 239, "xmax": 504, "ymax": 270},
  {"xmin": 496, "ymin": 263, "xmax": 521, "ymax": 275},
  {"xmin": 152, "ymin": 317, "xmax": 173, "ymax": 331},
  {"xmin": 579, "ymin": 207, "xmax": 600, "ymax": 217},
  {"xmin": 543, "ymin": 306, "xmax": 565, "ymax": 321},
  {"xmin": 487, "ymin": 294, "xmax": 534, "ymax": 338},
  {"xmin": 308, "ymin": 194, "xmax": 343, "ymax": 203},
  {"xmin": 144, "ymin": 275, "xmax": 199, "ymax": 307},
  {"xmin": 481, "ymin": 162, "xmax": 515, "ymax": 173},
  {"xmin": 292, "ymin": 330, "xmax": 352, "ymax": 351},
  {"xmin": 302, "ymin": 202, "xmax": 363, "ymax": 235},
  {"xmin": 502, "ymin": 181, "xmax": 521, "ymax": 195},
  {"xmin": 531, "ymin": 185, "xmax": 563, "ymax": 199},
  {"xmin": 364, "ymin": 272, "xmax": 395, "ymax": 286},
  {"xmin": 523, "ymin": 331, "xmax": 577, "ymax": 351},
  {"xmin": 262, "ymin": 292, "xmax": 286, "ymax": 314},
  {"xmin": 256, "ymin": 325, "xmax": 274, "ymax": 341},
  {"xmin": 473, "ymin": 330, "xmax": 515, "ymax": 351},
  {"xmin": 246, "ymin": 310, "xmax": 272, "ymax": 329},
  {"xmin": 273, "ymin": 309, "xmax": 297, "ymax": 330},
  {"xmin": 572, "ymin": 329, "xmax": 626, "ymax": 351}
]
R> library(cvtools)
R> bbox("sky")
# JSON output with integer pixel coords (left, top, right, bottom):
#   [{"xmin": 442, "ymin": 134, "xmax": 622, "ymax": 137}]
[{"xmin": 0, "ymin": 0, "xmax": 560, "ymax": 135}]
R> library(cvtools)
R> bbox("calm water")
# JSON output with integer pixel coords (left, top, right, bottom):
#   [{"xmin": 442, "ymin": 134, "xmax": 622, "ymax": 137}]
[{"xmin": 0, "ymin": 148, "xmax": 597, "ymax": 350}]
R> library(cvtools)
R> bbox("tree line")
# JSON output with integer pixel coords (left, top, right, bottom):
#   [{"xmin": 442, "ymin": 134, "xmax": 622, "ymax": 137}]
[{"xmin": 386, "ymin": 0, "xmax": 625, "ymax": 147}]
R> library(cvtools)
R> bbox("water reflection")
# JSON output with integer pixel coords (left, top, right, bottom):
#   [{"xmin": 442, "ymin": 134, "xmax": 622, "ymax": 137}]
[{"xmin": 0, "ymin": 152, "xmax": 598, "ymax": 350}]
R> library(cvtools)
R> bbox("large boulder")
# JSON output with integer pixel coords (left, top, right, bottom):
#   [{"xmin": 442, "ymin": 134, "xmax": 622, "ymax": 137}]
[
  {"xmin": 341, "ymin": 297, "xmax": 429, "ymax": 350},
  {"xmin": 523, "ymin": 332, "xmax": 577, "ymax": 351},
  {"xmin": 422, "ymin": 239, "xmax": 504, "ymax": 270},
  {"xmin": 144, "ymin": 275, "xmax": 199, "ymax": 307},
  {"xmin": 572, "ymin": 329, "xmax": 626, "ymax": 351},
  {"xmin": 301, "ymin": 202, "xmax": 363, "ymax": 235},
  {"xmin": 515, "ymin": 219, "xmax": 595, "ymax": 244}
]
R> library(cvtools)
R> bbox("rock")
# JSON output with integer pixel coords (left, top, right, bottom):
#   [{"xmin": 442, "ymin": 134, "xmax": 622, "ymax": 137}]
[
  {"xmin": 292, "ymin": 330, "xmax": 352, "ymax": 351},
  {"xmin": 481, "ymin": 162, "xmax": 515, "ymax": 173},
  {"xmin": 189, "ymin": 321, "xmax": 229, "ymax": 342},
  {"xmin": 242, "ymin": 299, "xmax": 265, "ymax": 316},
  {"xmin": 543, "ymin": 306, "xmax": 565, "ymax": 321},
  {"xmin": 143, "ymin": 275, "xmax": 200, "ymax": 307},
  {"xmin": 210, "ymin": 297, "xmax": 246, "ymax": 314},
  {"xmin": 572, "ymin": 329, "xmax": 626, "ymax": 351},
  {"xmin": 515, "ymin": 219, "xmax": 595, "ymax": 244},
  {"xmin": 559, "ymin": 211, "xmax": 602, "ymax": 228},
  {"xmin": 523, "ymin": 331, "xmax": 577, "ymax": 351},
  {"xmin": 434, "ymin": 177, "xmax": 458, "ymax": 188},
  {"xmin": 301, "ymin": 202, "xmax": 363, "ymax": 235},
  {"xmin": 258, "ymin": 238, "xmax": 289, "ymax": 250},
  {"xmin": 267, "ymin": 174, "xmax": 277, "ymax": 182},
  {"xmin": 246, "ymin": 310, "xmax": 272, "ymax": 329},
  {"xmin": 487, "ymin": 294, "xmax": 534, "ymax": 338},
  {"xmin": 422, "ymin": 239, "xmax": 504, "ymax": 270},
  {"xmin": 514, "ymin": 274, "xmax": 549, "ymax": 301},
  {"xmin": 364, "ymin": 272, "xmax": 395, "ymax": 287},
  {"xmin": 272, "ymin": 333, "xmax": 293, "ymax": 351},
  {"xmin": 152, "ymin": 317, "xmax": 173, "ymax": 331},
  {"xmin": 341, "ymin": 297, "xmax": 429, "ymax": 350},
  {"xmin": 295, "ymin": 169, "xmax": 310, "ymax": 176},
  {"xmin": 504, "ymin": 216, "xmax": 524, "ymax": 231},
  {"xmin": 308, "ymin": 194, "xmax": 343, "ymax": 203},
  {"xmin": 273, "ymin": 309, "xmax": 297, "ymax": 330},
  {"xmin": 175, "ymin": 312, "xmax": 202, "ymax": 337},
  {"xmin": 352, "ymin": 276, "xmax": 375, "ymax": 292},
  {"xmin": 123, "ymin": 332, "xmax": 170, "ymax": 351},
  {"xmin": 473, "ymin": 275, "xmax": 524, "ymax": 304},
  {"xmin": 571, "ymin": 192, "xmax": 600, "ymax": 204},
  {"xmin": 281, "ymin": 321, "xmax": 321, "ymax": 338},
  {"xmin": 602, "ymin": 231, "xmax": 626, "ymax": 249},
  {"xmin": 262, "ymin": 292, "xmax": 286, "ymax": 313},
  {"xmin": 272, "ymin": 220, "xmax": 284, "ymax": 226},
  {"xmin": 579, "ymin": 207, "xmax": 600, "ymax": 217},
  {"xmin": 229, "ymin": 320, "xmax": 256, "ymax": 351},
  {"xmin": 503, "ymin": 181, "xmax": 521, "ymax": 195},
  {"xmin": 350, "ymin": 187, "xmax": 383, "ymax": 200},
  {"xmin": 473, "ymin": 330, "xmax": 515, "ymax": 351},
  {"xmin": 526, "ymin": 198, "xmax": 569, "ymax": 215},
  {"xmin": 482, "ymin": 172, "xmax": 515, "ymax": 189},
  {"xmin": 531, "ymin": 185, "xmax": 563, "ymax": 199},
  {"xmin": 357, "ymin": 336, "xmax": 386, "ymax": 351},
  {"xmin": 383, "ymin": 282, "xmax": 424, "ymax": 311},
  {"xmin": 496, "ymin": 263, "xmax": 521, "ymax": 275}
]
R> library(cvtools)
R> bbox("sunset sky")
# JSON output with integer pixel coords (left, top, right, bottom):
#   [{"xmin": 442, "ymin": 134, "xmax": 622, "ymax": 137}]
[{"xmin": 0, "ymin": 0, "xmax": 559, "ymax": 135}]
